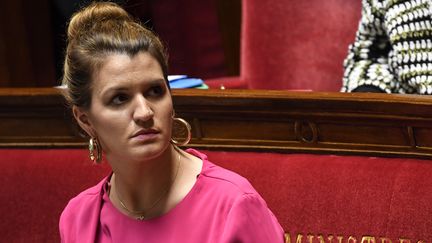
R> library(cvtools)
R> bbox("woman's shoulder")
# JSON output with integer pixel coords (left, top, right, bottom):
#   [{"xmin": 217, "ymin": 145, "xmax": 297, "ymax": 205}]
[
  {"xmin": 202, "ymin": 162, "xmax": 256, "ymax": 195},
  {"xmin": 186, "ymin": 149, "xmax": 258, "ymax": 197},
  {"xmin": 185, "ymin": 149, "xmax": 284, "ymax": 242},
  {"xmin": 59, "ymin": 176, "xmax": 108, "ymax": 241},
  {"xmin": 60, "ymin": 176, "xmax": 107, "ymax": 226}
]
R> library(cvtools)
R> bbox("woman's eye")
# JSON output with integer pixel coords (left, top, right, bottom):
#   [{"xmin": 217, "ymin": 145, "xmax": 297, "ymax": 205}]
[
  {"xmin": 111, "ymin": 94, "xmax": 129, "ymax": 105},
  {"xmin": 147, "ymin": 86, "xmax": 164, "ymax": 97}
]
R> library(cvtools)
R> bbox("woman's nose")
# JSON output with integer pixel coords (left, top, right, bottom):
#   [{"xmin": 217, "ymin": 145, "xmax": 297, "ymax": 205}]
[{"xmin": 133, "ymin": 96, "xmax": 154, "ymax": 122}]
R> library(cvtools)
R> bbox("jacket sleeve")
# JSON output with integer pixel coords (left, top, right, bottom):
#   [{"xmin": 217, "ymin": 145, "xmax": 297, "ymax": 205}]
[
  {"xmin": 221, "ymin": 193, "xmax": 284, "ymax": 243},
  {"xmin": 342, "ymin": 0, "xmax": 395, "ymax": 93},
  {"xmin": 383, "ymin": 0, "xmax": 432, "ymax": 94},
  {"xmin": 343, "ymin": 0, "xmax": 432, "ymax": 94}
]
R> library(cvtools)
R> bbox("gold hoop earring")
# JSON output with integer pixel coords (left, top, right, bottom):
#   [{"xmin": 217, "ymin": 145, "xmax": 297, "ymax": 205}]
[
  {"xmin": 89, "ymin": 137, "xmax": 102, "ymax": 163},
  {"xmin": 171, "ymin": 117, "xmax": 192, "ymax": 146}
]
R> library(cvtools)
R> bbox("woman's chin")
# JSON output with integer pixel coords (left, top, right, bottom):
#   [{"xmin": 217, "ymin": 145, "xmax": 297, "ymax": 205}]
[{"xmin": 128, "ymin": 142, "xmax": 170, "ymax": 161}]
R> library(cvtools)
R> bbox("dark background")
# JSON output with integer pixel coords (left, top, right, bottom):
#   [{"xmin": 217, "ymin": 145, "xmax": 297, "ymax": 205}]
[{"xmin": 0, "ymin": 0, "xmax": 240, "ymax": 87}]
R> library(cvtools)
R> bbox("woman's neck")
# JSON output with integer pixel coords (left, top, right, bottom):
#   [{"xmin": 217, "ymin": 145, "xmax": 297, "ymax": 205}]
[{"xmin": 108, "ymin": 145, "xmax": 182, "ymax": 219}]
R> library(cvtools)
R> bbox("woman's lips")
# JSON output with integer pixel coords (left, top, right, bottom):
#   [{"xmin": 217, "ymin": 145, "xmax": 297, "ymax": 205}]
[
  {"xmin": 134, "ymin": 133, "xmax": 158, "ymax": 141},
  {"xmin": 130, "ymin": 129, "xmax": 160, "ymax": 142}
]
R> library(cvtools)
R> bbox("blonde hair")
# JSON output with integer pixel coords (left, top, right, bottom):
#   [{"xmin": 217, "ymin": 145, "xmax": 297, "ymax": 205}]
[{"xmin": 62, "ymin": 1, "xmax": 168, "ymax": 108}]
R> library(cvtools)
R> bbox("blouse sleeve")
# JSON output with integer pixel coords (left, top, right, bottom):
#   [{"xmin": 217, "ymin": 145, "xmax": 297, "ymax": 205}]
[
  {"xmin": 221, "ymin": 193, "xmax": 284, "ymax": 243},
  {"xmin": 342, "ymin": 0, "xmax": 395, "ymax": 93}
]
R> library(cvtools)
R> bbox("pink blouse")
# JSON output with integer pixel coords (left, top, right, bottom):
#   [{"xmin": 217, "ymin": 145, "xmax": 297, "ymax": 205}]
[{"xmin": 60, "ymin": 149, "xmax": 284, "ymax": 243}]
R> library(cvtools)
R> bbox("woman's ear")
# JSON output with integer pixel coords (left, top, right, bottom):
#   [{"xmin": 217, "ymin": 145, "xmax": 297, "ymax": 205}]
[{"xmin": 72, "ymin": 106, "xmax": 95, "ymax": 137}]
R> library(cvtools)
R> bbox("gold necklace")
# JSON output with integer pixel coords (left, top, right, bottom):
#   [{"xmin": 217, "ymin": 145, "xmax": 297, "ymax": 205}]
[{"xmin": 112, "ymin": 153, "xmax": 182, "ymax": 220}]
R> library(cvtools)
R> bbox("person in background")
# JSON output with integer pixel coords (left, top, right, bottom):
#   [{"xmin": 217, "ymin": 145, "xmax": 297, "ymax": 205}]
[
  {"xmin": 59, "ymin": 2, "xmax": 284, "ymax": 242},
  {"xmin": 342, "ymin": 0, "xmax": 432, "ymax": 94}
]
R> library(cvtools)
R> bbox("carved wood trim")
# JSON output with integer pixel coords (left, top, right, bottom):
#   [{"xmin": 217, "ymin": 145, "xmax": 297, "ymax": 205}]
[{"xmin": 1, "ymin": 88, "xmax": 432, "ymax": 159}]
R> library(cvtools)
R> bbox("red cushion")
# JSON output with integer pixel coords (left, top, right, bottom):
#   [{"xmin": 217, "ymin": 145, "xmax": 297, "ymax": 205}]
[
  {"xmin": 204, "ymin": 151, "xmax": 432, "ymax": 239},
  {"xmin": 205, "ymin": 76, "xmax": 247, "ymax": 89},
  {"xmin": 0, "ymin": 149, "xmax": 109, "ymax": 242},
  {"xmin": 210, "ymin": 0, "xmax": 362, "ymax": 91},
  {"xmin": 2, "ymin": 149, "xmax": 431, "ymax": 242}
]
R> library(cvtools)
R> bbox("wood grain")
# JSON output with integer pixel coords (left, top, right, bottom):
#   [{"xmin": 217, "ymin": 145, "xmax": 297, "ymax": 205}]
[{"xmin": 1, "ymin": 88, "xmax": 432, "ymax": 159}]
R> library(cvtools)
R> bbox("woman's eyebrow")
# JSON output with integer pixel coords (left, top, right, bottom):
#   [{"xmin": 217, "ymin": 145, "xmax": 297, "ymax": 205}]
[
  {"xmin": 99, "ymin": 86, "xmax": 128, "ymax": 97},
  {"xmin": 146, "ymin": 79, "xmax": 166, "ymax": 86},
  {"xmin": 100, "ymin": 79, "xmax": 166, "ymax": 95}
]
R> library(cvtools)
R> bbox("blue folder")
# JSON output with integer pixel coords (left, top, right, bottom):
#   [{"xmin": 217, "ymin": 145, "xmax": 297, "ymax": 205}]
[{"xmin": 168, "ymin": 75, "xmax": 205, "ymax": 89}]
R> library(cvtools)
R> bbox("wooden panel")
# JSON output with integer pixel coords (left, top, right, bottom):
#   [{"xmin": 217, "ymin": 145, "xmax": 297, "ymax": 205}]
[
  {"xmin": 0, "ymin": 0, "xmax": 56, "ymax": 87},
  {"xmin": 414, "ymin": 127, "xmax": 432, "ymax": 147},
  {"xmin": 0, "ymin": 88, "xmax": 82, "ymax": 146},
  {"xmin": 1, "ymin": 88, "xmax": 432, "ymax": 159},
  {"xmin": 174, "ymin": 90, "xmax": 432, "ymax": 158},
  {"xmin": 216, "ymin": 0, "xmax": 241, "ymax": 76},
  {"xmin": 0, "ymin": 1, "xmax": 31, "ymax": 86}
]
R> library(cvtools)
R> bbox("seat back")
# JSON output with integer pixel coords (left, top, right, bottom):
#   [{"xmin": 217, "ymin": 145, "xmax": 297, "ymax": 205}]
[
  {"xmin": 206, "ymin": 150, "xmax": 432, "ymax": 240},
  {"xmin": 0, "ymin": 149, "xmax": 110, "ymax": 243},
  {"xmin": 2, "ymin": 149, "xmax": 432, "ymax": 242},
  {"xmin": 242, "ymin": 0, "xmax": 361, "ymax": 91}
]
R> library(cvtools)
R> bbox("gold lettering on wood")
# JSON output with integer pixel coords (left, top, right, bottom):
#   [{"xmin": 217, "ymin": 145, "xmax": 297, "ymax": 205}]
[
  {"xmin": 284, "ymin": 233, "xmax": 426, "ymax": 243},
  {"xmin": 285, "ymin": 233, "xmax": 304, "ymax": 243},
  {"xmin": 399, "ymin": 238, "xmax": 411, "ymax": 243},
  {"xmin": 316, "ymin": 235, "xmax": 326, "ymax": 243},
  {"xmin": 361, "ymin": 236, "xmax": 376, "ymax": 243},
  {"xmin": 380, "ymin": 237, "xmax": 393, "ymax": 243},
  {"xmin": 327, "ymin": 235, "xmax": 335, "ymax": 243},
  {"xmin": 285, "ymin": 233, "xmax": 291, "ymax": 243},
  {"xmin": 348, "ymin": 236, "xmax": 358, "ymax": 243},
  {"xmin": 308, "ymin": 234, "xmax": 315, "ymax": 243},
  {"xmin": 296, "ymin": 234, "xmax": 304, "ymax": 243}
]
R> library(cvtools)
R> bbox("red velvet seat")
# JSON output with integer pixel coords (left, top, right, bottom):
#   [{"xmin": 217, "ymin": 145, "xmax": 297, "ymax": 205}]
[
  {"xmin": 205, "ymin": 151, "xmax": 432, "ymax": 240},
  {"xmin": 1, "ymin": 149, "xmax": 431, "ymax": 242},
  {"xmin": 0, "ymin": 149, "xmax": 110, "ymax": 242},
  {"xmin": 206, "ymin": 0, "xmax": 362, "ymax": 91}
]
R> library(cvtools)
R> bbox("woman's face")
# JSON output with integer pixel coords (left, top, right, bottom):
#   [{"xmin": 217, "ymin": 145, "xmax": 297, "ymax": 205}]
[{"xmin": 74, "ymin": 51, "xmax": 173, "ymax": 163}]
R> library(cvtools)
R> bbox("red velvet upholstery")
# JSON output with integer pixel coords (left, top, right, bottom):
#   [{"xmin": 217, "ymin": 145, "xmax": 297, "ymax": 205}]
[
  {"xmin": 204, "ymin": 151, "xmax": 432, "ymax": 240},
  {"xmin": 1, "ymin": 149, "xmax": 431, "ymax": 242},
  {"xmin": 206, "ymin": 0, "xmax": 362, "ymax": 91},
  {"xmin": 0, "ymin": 149, "xmax": 109, "ymax": 243}
]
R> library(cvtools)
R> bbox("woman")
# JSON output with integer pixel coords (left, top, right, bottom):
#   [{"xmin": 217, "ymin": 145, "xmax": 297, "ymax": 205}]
[{"xmin": 59, "ymin": 2, "xmax": 284, "ymax": 242}]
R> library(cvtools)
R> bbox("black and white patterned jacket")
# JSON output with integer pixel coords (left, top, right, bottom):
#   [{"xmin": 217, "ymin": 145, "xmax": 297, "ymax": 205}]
[{"xmin": 342, "ymin": 0, "xmax": 432, "ymax": 94}]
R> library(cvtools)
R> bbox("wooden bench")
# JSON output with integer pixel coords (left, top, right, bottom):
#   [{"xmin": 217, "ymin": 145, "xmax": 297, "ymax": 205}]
[{"xmin": 1, "ymin": 88, "xmax": 432, "ymax": 242}]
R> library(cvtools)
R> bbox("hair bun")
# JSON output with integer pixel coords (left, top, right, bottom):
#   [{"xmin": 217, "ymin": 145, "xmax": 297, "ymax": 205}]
[{"xmin": 67, "ymin": 2, "xmax": 132, "ymax": 41}]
